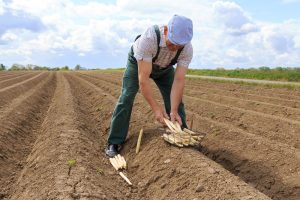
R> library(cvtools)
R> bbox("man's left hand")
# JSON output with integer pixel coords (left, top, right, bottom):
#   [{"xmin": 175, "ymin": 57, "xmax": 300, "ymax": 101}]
[{"xmin": 170, "ymin": 112, "xmax": 182, "ymax": 125}]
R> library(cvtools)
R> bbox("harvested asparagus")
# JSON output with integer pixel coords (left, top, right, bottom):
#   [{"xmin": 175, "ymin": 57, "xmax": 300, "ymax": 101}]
[
  {"xmin": 109, "ymin": 154, "xmax": 132, "ymax": 185},
  {"xmin": 162, "ymin": 118, "xmax": 205, "ymax": 147},
  {"xmin": 109, "ymin": 158, "xmax": 119, "ymax": 171},
  {"xmin": 183, "ymin": 128, "xmax": 196, "ymax": 135},
  {"xmin": 120, "ymin": 155, "xmax": 127, "ymax": 168},
  {"xmin": 119, "ymin": 172, "xmax": 132, "ymax": 185},
  {"xmin": 165, "ymin": 129, "xmax": 173, "ymax": 134},
  {"xmin": 116, "ymin": 154, "xmax": 125, "ymax": 168},
  {"xmin": 183, "ymin": 128, "xmax": 205, "ymax": 137},
  {"xmin": 190, "ymin": 115, "xmax": 194, "ymax": 130},
  {"xmin": 175, "ymin": 121, "xmax": 182, "ymax": 131},
  {"xmin": 163, "ymin": 134, "xmax": 184, "ymax": 147},
  {"xmin": 114, "ymin": 157, "xmax": 120, "ymax": 168},
  {"xmin": 164, "ymin": 118, "xmax": 182, "ymax": 132},
  {"xmin": 116, "ymin": 155, "xmax": 123, "ymax": 168},
  {"xmin": 109, "ymin": 154, "xmax": 127, "ymax": 170},
  {"xmin": 136, "ymin": 128, "xmax": 143, "ymax": 154}
]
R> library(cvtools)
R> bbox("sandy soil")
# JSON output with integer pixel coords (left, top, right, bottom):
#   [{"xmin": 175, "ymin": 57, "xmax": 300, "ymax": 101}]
[{"xmin": 0, "ymin": 70, "xmax": 299, "ymax": 200}]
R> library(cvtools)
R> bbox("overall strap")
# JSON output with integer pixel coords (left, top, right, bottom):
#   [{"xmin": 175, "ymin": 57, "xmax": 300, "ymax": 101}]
[
  {"xmin": 152, "ymin": 25, "xmax": 161, "ymax": 63},
  {"xmin": 134, "ymin": 34, "xmax": 141, "ymax": 41},
  {"xmin": 169, "ymin": 47, "xmax": 184, "ymax": 66}
]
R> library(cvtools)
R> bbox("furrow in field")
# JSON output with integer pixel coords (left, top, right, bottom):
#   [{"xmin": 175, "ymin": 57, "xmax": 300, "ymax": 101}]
[
  {"xmin": 78, "ymin": 72, "xmax": 300, "ymax": 148},
  {"xmin": 0, "ymin": 73, "xmax": 55, "ymax": 121},
  {"xmin": 0, "ymin": 72, "xmax": 56, "ymax": 199},
  {"xmin": 184, "ymin": 95, "xmax": 300, "ymax": 147},
  {"xmin": 10, "ymin": 72, "xmax": 128, "ymax": 199},
  {"xmin": 8, "ymin": 73, "xmax": 78, "ymax": 199},
  {"xmin": 184, "ymin": 87, "xmax": 300, "ymax": 120},
  {"xmin": 0, "ymin": 72, "xmax": 44, "ymax": 92},
  {"xmin": 70, "ymin": 72, "xmax": 271, "ymax": 200},
  {"xmin": 79, "ymin": 72, "xmax": 300, "ymax": 199},
  {"xmin": 186, "ymin": 78, "xmax": 300, "ymax": 101},
  {"xmin": 80, "ymin": 71, "xmax": 300, "ymax": 122},
  {"xmin": 194, "ymin": 112, "xmax": 300, "ymax": 200},
  {"xmin": 0, "ymin": 72, "xmax": 27, "ymax": 78},
  {"xmin": 0, "ymin": 72, "xmax": 39, "ymax": 89},
  {"xmin": 0, "ymin": 72, "xmax": 48, "ymax": 108},
  {"xmin": 81, "ymin": 71, "xmax": 300, "ymax": 109},
  {"xmin": 0, "ymin": 72, "xmax": 29, "ymax": 81},
  {"xmin": 186, "ymin": 84, "xmax": 300, "ymax": 109}
]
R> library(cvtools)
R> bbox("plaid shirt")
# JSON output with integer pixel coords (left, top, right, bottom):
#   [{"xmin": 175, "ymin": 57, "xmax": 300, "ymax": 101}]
[{"xmin": 133, "ymin": 25, "xmax": 193, "ymax": 68}]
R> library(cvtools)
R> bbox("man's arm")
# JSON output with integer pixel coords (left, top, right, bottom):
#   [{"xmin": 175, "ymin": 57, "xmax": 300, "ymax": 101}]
[
  {"xmin": 137, "ymin": 60, "xmax": 158, "ymax": 111},
  {"xmin": 170, "ymin": 66, "xmax": 187, "ymax": 125},
  {"xmin": 138, "ymin": 60, "xmax": 168, "ymax": 124}
]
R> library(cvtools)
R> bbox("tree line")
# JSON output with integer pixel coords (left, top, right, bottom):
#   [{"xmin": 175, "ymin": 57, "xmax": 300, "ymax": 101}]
[{"xmin": 0, "ymin": 64, "xmax": 83, "ymax": 71}]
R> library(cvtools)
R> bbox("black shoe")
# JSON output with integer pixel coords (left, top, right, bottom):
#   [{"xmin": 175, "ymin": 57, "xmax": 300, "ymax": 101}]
[{"xmin": 105, "ymin": 144, "xmax": 122, "ymax": 158}]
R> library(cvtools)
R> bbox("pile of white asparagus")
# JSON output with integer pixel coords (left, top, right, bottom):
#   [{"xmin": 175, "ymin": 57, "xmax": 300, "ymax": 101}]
[
  {"xmin": 163, "ymin": 118, "xmax": 205, "ymax": 147},
  {"xmin": 109, "ymin": 154, "xmax": 132, "ymax": 185},
  {"xmin": 109, "ymin": 154, "xmax": 127, "ymax": 170}
]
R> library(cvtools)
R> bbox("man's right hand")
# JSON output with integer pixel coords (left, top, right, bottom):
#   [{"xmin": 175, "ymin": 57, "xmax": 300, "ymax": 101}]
[
  {"xmin": 137, "ymin": 60, "xmax": 169, "ymax": 124},
  {"xmin": 154, "ymin": 106, "xmax": 169, "ymax": 124}
]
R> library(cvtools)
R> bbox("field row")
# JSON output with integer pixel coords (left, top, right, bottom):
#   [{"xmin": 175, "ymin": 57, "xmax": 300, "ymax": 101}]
[{"xmin": 0, "ymin": 71, "xmax": 299, "ymax": 199}]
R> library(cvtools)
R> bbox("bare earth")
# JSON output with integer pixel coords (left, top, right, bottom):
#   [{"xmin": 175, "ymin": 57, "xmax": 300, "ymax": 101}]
[
  {"xmin": 186, "ymin": 75, "xmax": 300, "ymax": 86},
  {"xmin": 0, "ymin": 71, "xmax": 299, "ymax": 200}
]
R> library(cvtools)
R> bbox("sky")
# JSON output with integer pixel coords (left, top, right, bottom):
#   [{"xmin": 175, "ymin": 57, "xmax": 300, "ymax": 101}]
[{"xmin": 0, "ymin": 0, "xmax": 300, "ymax": 69}]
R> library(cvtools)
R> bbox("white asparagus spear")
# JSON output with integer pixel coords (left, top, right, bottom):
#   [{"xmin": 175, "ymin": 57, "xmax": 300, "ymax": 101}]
[
  {"xmin": 183, "ymin": 128, "xmax": 197, "ymax": 135},
  {"xmin": 136, "ymin": 128, "xmax": 143, "ymax": 154},
  {"xmin": 178, "ymin": 132, "xmax": 192, "ymax": 138},
  {"xmin": 164, "ymin": 134, "xmax": 177, "ymax": 145},
  {"xmin": 109, "ymin": 158, "xmax": 119, "ymax": 171},
  {"xmin": 121, "ymin": 155, "xmax": 127, "ymax": 169},
  {"xmin": 116, "ymin": 154, "xmax": 122, "ymax": 168},
  {"xmin": 163, "ymin": 134, "xmax": 184, "ymax": 147},
  {"xmin": 119, "ymin": 172, "xmax": 132, "ymax": 185},
  {"xmin": 164, "ymin": 118, "xmax": 180, "ymax": 132},
  {"xmin": 173, "ymin": 133, "xmax": 189, "ymax": 146},
  {"xmin": 190, "ymin": 115, "xmax": 194, "ymax": 130},
  {"xmin": 175, "ymin": 121, "xmax": 182, "ymax": 131},
  {"xmin": 163, "ymin": 118, "xmax": 177, "ymax": 133},
  {"xmin": 163, "ymin": 134, "xmax": 174, "ymax": 144},
  {"xmin": 167, "ymin": 119, "xmax": 181, "ymax": 133},
  {"xmin": 165, "ymin": 129, "xmax": 173, "ymax": 133},
  {"xmin": 117, "ymin": 154, "xmax": 126, "ymax": 169},
  {"xmin": 193, "ymin": 135, "xmax": 204, "ymax": 140},
  {"xmin": 114, "ymin": 156, "xmax": 123, "ymax": 169},
  {"xmin": 115, "ymin": 157, "xmax": 123, "ymax": 170},
  {"xmin": 183, "ymin": 128, "xmax": 206, "ymax": 137}
]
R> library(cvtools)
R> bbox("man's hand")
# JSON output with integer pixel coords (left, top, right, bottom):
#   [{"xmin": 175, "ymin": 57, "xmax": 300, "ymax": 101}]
[
  {"xmin": 138, "ymin": 60, "xmax": 167, "ymax": 124},
  {"xmin": 170, "ymin": 112, "xmax": 182, "ymax": 125},
  {"xmin": 154, "ymin": 106, "xmax": 169, "ymax": 124}
]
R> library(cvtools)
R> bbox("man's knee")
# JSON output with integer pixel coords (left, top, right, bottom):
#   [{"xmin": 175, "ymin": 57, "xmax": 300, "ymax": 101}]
[{"xmin": 120, "ymin": 89, "xmax": 137, "ymax": 104}]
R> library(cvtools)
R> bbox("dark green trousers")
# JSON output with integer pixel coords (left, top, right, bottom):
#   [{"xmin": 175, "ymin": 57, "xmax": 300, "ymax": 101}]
[{"xmin": 107, "ymin": 48, "xmax": 187, "ymax": 145}]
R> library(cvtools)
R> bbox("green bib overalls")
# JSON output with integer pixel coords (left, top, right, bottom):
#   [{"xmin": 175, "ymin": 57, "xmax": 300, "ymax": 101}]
[{"xmin": 108, "ymin": 25, "xmax": 188, "ymax": 145}]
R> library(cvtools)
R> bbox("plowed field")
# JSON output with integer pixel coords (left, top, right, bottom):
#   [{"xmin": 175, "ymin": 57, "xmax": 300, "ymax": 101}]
[{"xmin": 0, "ymin": 71, "xmax": 299, "ymax": 200}]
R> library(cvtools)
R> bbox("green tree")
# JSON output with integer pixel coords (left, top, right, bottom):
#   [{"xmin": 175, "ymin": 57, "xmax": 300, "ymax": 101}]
[
  {"xmin": 51, "ymin": 67, "xmax": 60, "ymax": 71},
  {"xmin": 259, "ymin": 66, "xmax": 270, "ymax": 71},
  {"xmin": 60, "ymin": 66, "xmax": 69, "ymax": 71},
  {"xmin": 0, "ymin": 64, "xmax": 6, "ymax": 71},
  {"xmin": 74, "ymin": 64, "xmax": 81, "ymax": 70},
  {"xmin": 10, "ymin": 64, "xmax": 25, "ymax": 71}
]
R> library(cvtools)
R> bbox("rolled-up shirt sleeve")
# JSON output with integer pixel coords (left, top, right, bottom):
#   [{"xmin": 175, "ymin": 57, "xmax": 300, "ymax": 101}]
[
  {"xmin": 133, "ymin": 26, "xmax": 157, "ymax": 62},
  {"xmin": 177, "ymin": 42, "xmax": 193, "ymax": 68}
]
